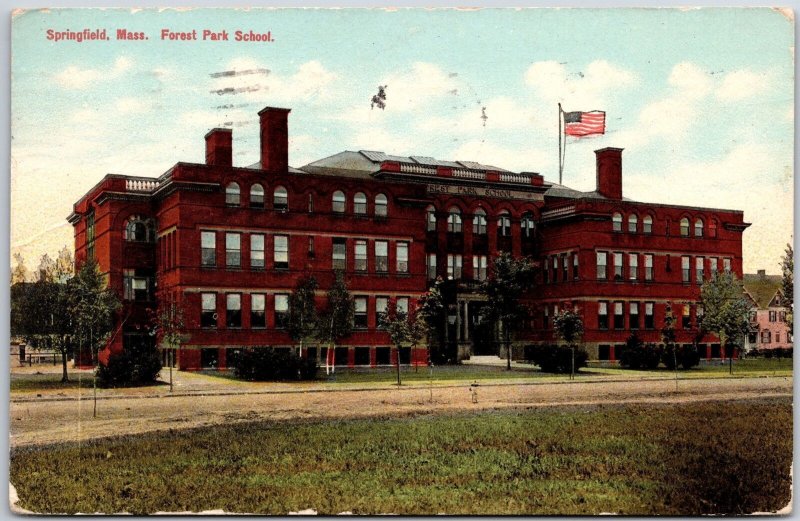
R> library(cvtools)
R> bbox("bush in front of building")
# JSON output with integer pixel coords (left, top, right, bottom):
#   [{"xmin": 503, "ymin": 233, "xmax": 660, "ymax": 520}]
[
  {"xmin": 661, "ymin": 344, "xmax": 701, "ymax": 370},
  {"xmin": 528, "ymin": 344, "xmax": 589, "ymax": 374},
  {"xmin": 96, "ymin": 346, "xmax": 162, "ymax": 387},
  {"xmin": 755, "ymin": 347, "xmax": 794, "ymax": 359},
  {"xmin": 232, "ymin": 347, "xmax": 318, "ymax": 381},
  {"xmin": 618, "ymin": 334, "xmax": 662, "ymax": 370}
]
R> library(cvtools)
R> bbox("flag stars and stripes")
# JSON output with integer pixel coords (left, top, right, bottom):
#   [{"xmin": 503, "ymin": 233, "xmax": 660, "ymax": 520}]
[{"xmin": 563, "ymin": 110, "xmax": 606, "ymax": 136}]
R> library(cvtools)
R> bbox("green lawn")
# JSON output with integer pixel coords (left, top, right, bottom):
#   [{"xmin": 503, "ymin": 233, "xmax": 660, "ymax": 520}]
[
  {"xmin": 11, "ymin": 397, "xmax": 792, "ymax": 515},
  {"xmin": 10, "ymin": 373, "xmax": 97, "ymax": 392}
]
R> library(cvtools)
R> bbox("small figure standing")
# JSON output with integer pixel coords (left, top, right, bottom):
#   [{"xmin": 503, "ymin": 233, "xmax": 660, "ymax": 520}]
[
  {"xmin": 469, "ymin": 381, "xmax": 479, "ymax": 403},
  {"xmin": 371, "ymin": 85, "xmax": 387, "ymax": 110}
]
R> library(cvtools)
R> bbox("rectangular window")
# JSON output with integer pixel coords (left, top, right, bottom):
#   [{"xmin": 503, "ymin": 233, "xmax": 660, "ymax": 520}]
[
  {"xmin": 682, "ymin": 305, "xmax": 691, "ymax": 329},
  {"xmin": 723, "ymin": 258, "xmax": 731, "ymax": 273},
  {"xmin": 629, "ymin": 253, "xmax": 638, "ymax": 281},
  {"xmin": 308, "ymin": 236, "xmax": 315, "ymax": 258},
  {"xmin": 426, "ymin": 253, "xmax": 437, "ymax": 280},
  {"xmin": 123, "ymin": 269, "xmax": 151, "ymax": 302},
  {"xmin": 396, "ymin": 297, "xmax": 409, "ymax": 317},
  {"xmin": 251, "ymin": 294, "xmax": 266, "ymax": 328},
  {"xmin": 572, "ymin": 253, "xmax": 579, "ymax": 280},
  {"xmin": 561, "ymin": 254, "xmax": 569, "ymax": 281},
  {"xmin": 201, "ymin": 231, "xmax": 216, "ymax": 267},
  {"xmin": 201, "ymin": 293, "xmax": 217, "ymax": 328},
  {"xmin": 543, "ymin": 305, "xmax": 549, "ymax": 329},
  {"xmin": 543, "ymin": 257, "xmax": 550, "ymax": 284},
  {"xmin": 354, "ymin": 297, "xmax": 368, "ymax": 328},
  {"xmin": 447, "ymin": 254, "xmax": 462, "ymax": 280},
  {"xmin": 396, "ymin": 242, "xmax": 409, "ymax": 273},
  {"xmin": 644, "ymin": 254, "xmax": 654, "ymax": 281},
  {"xmin": 375, "ymin": 241, "xmax": 388, "ymax": 272},
  {"xmin": 226, "ymin": 233, "xmax": 241, "ymax": 267},
  {"xmin": 613, "ymin": 252, "xmax": 623, "ymax": 280},
  {"xmin": 696, "ymin": 257, "xmax": 704, "ymax": 283},
  {"xmin": 332, "ymin": 238, "xmax": 346, "ymax": 271},
  {"xmin": 308, "ymin": 193, "xmax": 314, "ymax": 213},
  {"xmin": 597, "ymin": 251, "xmax": 607, "ymax": 280},
  {"xmin": 761, "ymin": 330, "xmax": 771, "ymax": 344},
  {"xmin": 682, "ymin": 256, "xmax": 691, "ymax": 283},
  {"xmin": 645, "ymin": 302, "xmax": 654, "ymax": 329},
  {"xmin": 697, "ymin": 305, "xmax": 704, "ymax": 327},
  {"xmin": 629, "ymin": 302, "xmax": 639, "ymax": 329},
  {"xmin": 473, "ymin": 255, "xmax": 487, "ymax": 281},
  {"xmin": 769, "ymin": 310, "xmax": 777, "ymax": 322},
  {"xmin": 226, "ymin": 293, "xmax": 241, "ymax": 328},
  {"xmin": 250, "ymin": 234, "xmax": 265, "ymax": 269},
  {"xmin": 376, "ymin": 296, "xmax": 389, "ymax": 328},
  {"xmin": 598, "ymin": 301, "xmax": 609, "ymax": 330},
  {"xmin": 274, "ymin": 235, "xmax": 289, "ymax": 269},
  {"xmin": 275, "ymin": 294, "xmax": 289, "ymax": 329},
  {"xmin": 551, "ymin": 256, "xmax": 558, "ymax": 283},
  {"xmin": 613, "ymin": 301, "xmax": 624, "ymax": 330},
  {"xmin": 355, "ymin": 240, "xmax": 367, "ymax": 272},
  {"xmin": 710, "ymin": 257, "xmax": 718, "ymax": 274}
]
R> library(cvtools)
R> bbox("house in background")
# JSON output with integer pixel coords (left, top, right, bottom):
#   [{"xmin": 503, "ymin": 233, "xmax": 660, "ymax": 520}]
[{"xmin": 743, "ymin": 270, "xmax": 792, "ymax": 352}]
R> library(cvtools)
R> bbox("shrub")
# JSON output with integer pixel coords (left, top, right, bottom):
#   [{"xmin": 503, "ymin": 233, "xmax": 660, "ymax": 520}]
[
  {"xmin": 96, "ymin": 346, "xmax": 162, "ymax": 387},
  {"xmin": 232, "ymin": 347, "xmax": 318, "ymax": 381},
  {"xmin": 662, "ymin": 344, "xmax": 701, "ymax": 370},
  {"xmin": 529, "ymin": 344, "xmax": 588, "ymax": 374},
  {"xmin": 618, "ymin": 334, "xmax": 662, "ymax": 369}
]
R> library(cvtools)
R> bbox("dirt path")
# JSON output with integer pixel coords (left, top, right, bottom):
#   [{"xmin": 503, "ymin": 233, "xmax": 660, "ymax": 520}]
[{"xmin": 10, "ymin": 376, "xmax": 792, "ymax": 448}]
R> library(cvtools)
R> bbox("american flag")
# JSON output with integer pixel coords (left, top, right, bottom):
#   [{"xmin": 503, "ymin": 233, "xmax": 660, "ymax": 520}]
[{"xmin": 563, "ymin": 110, "xmax": 606, "ymax": 137}]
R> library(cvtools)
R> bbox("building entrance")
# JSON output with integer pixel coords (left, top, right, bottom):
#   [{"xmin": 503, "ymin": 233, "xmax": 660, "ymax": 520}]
[{"xmin": 467, "ymin": 302, "xmax": 497, "ymax": 356}]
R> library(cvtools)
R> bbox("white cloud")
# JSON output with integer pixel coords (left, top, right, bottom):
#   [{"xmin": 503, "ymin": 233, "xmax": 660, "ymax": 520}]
[
  {"xmin": 115, "ymin": 97, "xmax": 150, "ymax": 114},
  {"xmin": 525, "ymin": 59, "xmax": 638, "ymax": 108},
  {"xmin": 209, "ymin": 58, "xmax": 337, "ymax": 103},
  {"xmin": 668, "ymin": 61, "xmax": 713, "ymax": 99},
  {"xmin": 53, "ymin": 55, "xmax": 134, "ymax": 89},
  {"xmin": 419, "ymin": 96, "xmax": 541, "ymax": 134},
  {"xmin": 716, "ymin": 69, "xmax": 771, "ymax": 102},
  {"xmin": 380, "ymin": 62, "xmax": 461, "ymax": 112}
]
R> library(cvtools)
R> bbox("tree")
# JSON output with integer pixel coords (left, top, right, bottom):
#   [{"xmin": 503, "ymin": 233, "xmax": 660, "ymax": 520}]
[
  {"xmin": 700, "ymin": 272, "xmax": 753, "ymax": 374},
  {"xmin": 68, "ymin": 258, "xmax": 122, "ymax": 415},
  {"xmin": 35, "ymin": 253, "xmax": 56, "ymax": 282},
  {"xmin": 553, "ymin": 307, "xmax": 584, "ymax": 379},
  {"xmin": 379, "ymin": 298, "xmax": 414, "ymax": 385},
  {"xmin": 11, "ymin": 253, "xmax": 29, "ymax": 284},
  {"xmin": 287, "ymin": 276, "xmax": 319, "ymax": 359},
  {"xmin": 479, "ymin": 252, "xmax": 536, "ymax": 370},
  {"xmin": 317, "ymin": 272, "xmax": 354, "ymax": 375},
  {"xmin": 781, "ymin": 243, "xmax": 793, "ymax": 336},
  {"xmin": 11, "ymin": 278, "xmax": 72, "ymax": 381},
  {"xmin": 54, "ymin": 246, "xmax": 74, "ymax": 283},
  {"xmin": 149, "ymin": 299, "xmax": 187, "ymax": 392},
  {"xmin": 415, "ymin": 278, "xmax": 448, "ymax": 364}
]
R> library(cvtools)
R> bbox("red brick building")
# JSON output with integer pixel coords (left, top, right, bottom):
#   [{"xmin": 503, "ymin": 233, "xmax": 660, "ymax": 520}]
[{"xmin": 68, "ymin": 105, "xmax": 749, "ymax": 370}]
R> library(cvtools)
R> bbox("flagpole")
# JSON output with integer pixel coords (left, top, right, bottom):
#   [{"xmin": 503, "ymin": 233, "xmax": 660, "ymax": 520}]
[{"xmin": 558, "ymin": 103, "xmax": 563, "ymax": 185}]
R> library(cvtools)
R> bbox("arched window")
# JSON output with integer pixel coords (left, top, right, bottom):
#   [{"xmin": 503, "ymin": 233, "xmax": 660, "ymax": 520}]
[
  {"xmin": 426, "ymin": 205, "xmax": 437, "ymax": 232},
  {"xmin": 521, "ymin": 213, "xmax": 535, "ymax": 238},
  {"xmin": 124, "ymin": 215, "xmax": 154, "ymax": 242},
  {"xmin": 680, "ymin": 217, "xmax": 690, "ymax": 237},
  {"xmin": 273, "ymin": 186, "xmax": 288, "ymax": 211},
  {"xmin": 250, "ymin": 184, "xmax": 264, "ymax": 208},
  {"xmin": 497, "ymin": 211, "xmax": 511, "ymax": 237},
  {"xmin": 225, "ymin": 182, "xmax": 240, "ymax": 206},
  {"xmin": 332, "ymin": 191, "xmax": 346, "ymax": 213},
  {"xmin": 628, "ymin": 214, "xmax": 638, "ymax": 233},
  {"xmin": 472, "ymin": 208, "xmax": 487, "ymax": 235},
  {"xmin": 643, "ymin": 215, "xmax": 653, "ymax": 234},
  {"xmin": 375, "ymin": 193, "xmax": 388, "ymax": 217},
  {"xmin": 612, "ymin": 212, "xmax": 622, "ymax": 232},
  {"xmin": 354, "ymin": 192, "xmax": 367, "ymax": 215},
  {"xmin": 710, "ymin": 219, "xmax": 718, "ymax": 238},
  {"xmin": 447, "ymin": 207, "xmax": 462, "ymax": 233},
  {"xmin": 694, "ymin": 218, "xmax": 704, "ymax": 238}
]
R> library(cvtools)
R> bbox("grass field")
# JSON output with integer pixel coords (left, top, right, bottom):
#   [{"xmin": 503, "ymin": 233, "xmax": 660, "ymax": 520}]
[{"xmin": 10, "ymin": 397, "xmax": 792, "ymax": 515}]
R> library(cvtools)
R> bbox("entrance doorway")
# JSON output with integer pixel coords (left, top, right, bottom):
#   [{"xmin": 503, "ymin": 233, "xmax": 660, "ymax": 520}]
[{"xmin": 468, "ymin": 303, "xmax": 497, "ymax": 356}]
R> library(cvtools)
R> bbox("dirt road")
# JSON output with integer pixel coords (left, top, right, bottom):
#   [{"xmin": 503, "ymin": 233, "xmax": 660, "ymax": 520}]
[{"xmin": 10, "ymin": 376, "xmax": 792, "ymax": 448}]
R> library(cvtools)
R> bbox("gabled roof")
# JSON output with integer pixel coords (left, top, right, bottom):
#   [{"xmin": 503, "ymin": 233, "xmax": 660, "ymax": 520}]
[{"xmin": 743, "ymin": 273, "xmax": 784, "ymax": 309}]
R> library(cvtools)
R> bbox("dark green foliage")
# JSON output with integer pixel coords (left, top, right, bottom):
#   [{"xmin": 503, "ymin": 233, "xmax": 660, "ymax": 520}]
[
  {"xmin": 10, "ymin": 399, "xmax": 792, "ymax": 515},
  {"xmin": 231, "ymin": 347, "xmax": 318, "ymax": 381},
  {"xmin": 781, "ymin": 244, "xmax": 793, "ymax": 335},
  {"xmin": 700, "ymin": 272, "xmax": 752, "ymax": 354},
  {"xmin": 317, "ymin": 272, "xmax": 354, "ymax": 348},
  {"xmin": 96, "ymin": 346, "xmax": 162, "ymax": 387},
  {"xmin": 416, "ymin": 278, "xmax": 452, "ymax": 364},
  {"xmin": 754, "ymin": 348, "xmax": 794, "ymax": 359},
  {"xmin": 528, "ymin": 344, "xmax": 588, "ymax": 373},
  {"xmin": 618, "ymin": 334, "xmax": 662, "ymax": 369},
  {"xmin": 661, "ymin": 344, "xmax": 701, "ymax": 370},
  {"xmin": 288, "ymin": 276, "xmax": 319, "ymax": 347}
]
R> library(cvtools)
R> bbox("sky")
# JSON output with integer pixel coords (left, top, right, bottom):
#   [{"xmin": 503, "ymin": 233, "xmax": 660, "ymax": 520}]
[{"xmin": 10, "ymin": 7, "xmax": 794, "ymax": 275}]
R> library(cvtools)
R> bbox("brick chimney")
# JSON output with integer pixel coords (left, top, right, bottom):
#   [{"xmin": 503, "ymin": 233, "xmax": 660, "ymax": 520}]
[
  {"xmin": 205, "ymin": 128, "xmax": 233, "ymax": 167},
  {"xmin": 595, "ymin": 147, "xmax": 623, "ymax": 200},
  {"xmin": 259, "ymin": 107, "xmax": 291, "ymax": 173}
]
